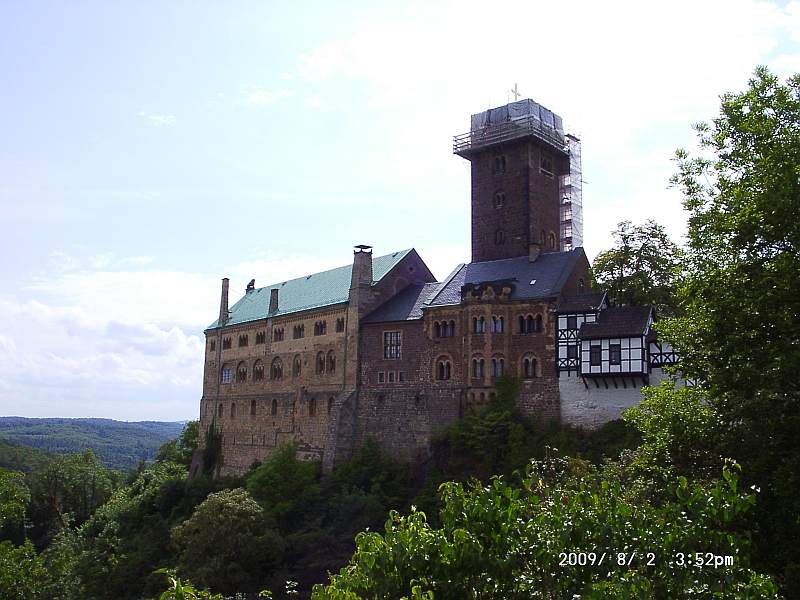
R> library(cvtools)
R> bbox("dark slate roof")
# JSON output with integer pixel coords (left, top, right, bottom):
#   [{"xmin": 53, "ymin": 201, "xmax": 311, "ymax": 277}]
[
  {"xmin": 428, "ymin": 249, "xmax": 585, "ymax": 306},
  {"xmin": 578, "ymin": 306, "xmax": 653, "ymax": 340},
  {"xmin": 362, "ymin": 282, "xmax": 441, "ymax": 323},
  {"xmin": 207, "ymin": 249, "xmax": 414, "ymax": 330},
  {"xmin": 556, "ymin": 292, "xmax": 607, "ymax": 313}
]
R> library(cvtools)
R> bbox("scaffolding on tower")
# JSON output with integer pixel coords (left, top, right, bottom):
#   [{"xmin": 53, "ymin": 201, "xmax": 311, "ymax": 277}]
[{"xmin": 559, "ymin": 134, "xmax": 583, "ymax": 251}]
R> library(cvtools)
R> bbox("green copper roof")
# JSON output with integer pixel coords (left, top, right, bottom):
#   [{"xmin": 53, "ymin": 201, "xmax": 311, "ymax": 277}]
[{"xmin": 207, "ymin": 249, "xmax": 414, "ymax": 330}]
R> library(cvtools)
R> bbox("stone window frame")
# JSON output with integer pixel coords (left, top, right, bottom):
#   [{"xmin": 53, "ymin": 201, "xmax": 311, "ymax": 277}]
[
  {"xmin": 493, "ymin": 190, "xmax": 505, "ymax": 209},
  {"xmin": 270, "ymin": 357, "xmax": 283, "ymax": 380},
  {"xmin": 493, "ymin": 154, "xmax": 507, "ymax": 175},
  {"xmin": 316, "ymin": 351, "xmax": 326, "ymax": 374},
  {"xmin": 491, "ymin": 355, "xmax": 505, "ymax": 378},
  {"xmin": 271, "ymin": 398, "xmax": 278, "ymax": 416},
  {"xmin": 326, "ymin": 350, "xmax": 336, "ymax": 374},
  {"xmin": 522, "ymin": 354, "xmax": 539, "ymax": 379},
  {"xmin": 494, "ymin": 229, "xmax": 506, "ymax": 245},
  {"xmin": 236, "ymin": 361, "xmax": 247, "ymax": 382},
  {"xmin": 273, "ymin": 327, "xmax": 284, "ymax": 342},
  {"xmin": 222, "ymin": 337, "xmax": 231, "ymax": 350},
  {"xmin": 293, "ymin": 324, "xmax": 305, "ymax": 339},
  {"xmin": 335, "ymin": 318, "xmax": 345, "ymax": 333},
  {"xmin": 238, "ymin": 334, "xmax": 248, "ymax": 348},
  {"xmin": 308, "ymin": 397, "xmax": 316, "ymax": 417},
  {"xmin": 491, "ymin": 315, "xmax": 505, "ymax": 333},
  {"xmin": 473, "ymin": 316, "xmax": 486, "ymax": 334},
  {"xmin": 209, "ymin": 339, "xmax": 216, "ymax": 352},
  {"xmin": 250, "ymin": 399, "xmax": 257, "ymax": 416},
  {"xmin": 313, "ymin": 320, "xmax": 327, "ymax": 336},
  {"xmin": 435, "ymin": 355, "xmax": 453, "ymax": 381},
  {"xmin": 255, "ymin": 331, "xmax": 266, "ymax": 345},
  {"xmin": 221, "ymin": 364, "xmax": 232, "ymax": 384},
  {"xmin": 292, "ymin": 354, "xmax": 302, "ymax": 377},
  {"xmin": 383, "ymin": 330, "xmax": 402, "ymax": 360},
  {"xmin": 471, "ymin": 355, "xmax": 485, "ymax": 379},
  {"xmin": 253, "ymin": 360, "xmax": 265, "ymax": 381}
]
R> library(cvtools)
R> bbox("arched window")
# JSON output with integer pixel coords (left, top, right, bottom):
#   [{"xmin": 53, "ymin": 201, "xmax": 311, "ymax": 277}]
[
  {"xmin": 218, "ymin": 404, "xmax": 224, "ymax": 417},
  {"xmin": 253, "ymin": 360, "xmax": 264, "ymax": 381},
  {"xmin": 230, "ymin": 402, "xmax": 236, "ymax": 418},
  {"xmin": 316, "ymin": 351, "xmax": 325, "ymax": 374},
  {"xmin": 335, "ymin": 318, "xmax": 345, "ymax": 332},
  {"xmin": 523, "ymin": 356, "xmax": 539, "ymax": 379},
  {"xmin": 250, "ymin": 399, "xmax": 257, "ymax": 416},
  {"xmin": 448, "ymin": 320, "xmax": 456, "ymax": 337},
  {"xmin": 549, "ymin": 232, "xmax": 557, "ymax": 249},
  {"xmin": 221, "ymin": 364, "xmax": 232, "ymax": 384},
  {"xmin": 292, "ymin": 354, "xmax": 302, "ymax": 377},
  {"xmin": 434, "ymin": 321, "xmax": 441, "ymax": 338},
  {"xmin": 273, "ymin": 328, "xmax": 284, "ymax": 342},
  {"xmin": 308, "ymin": 397, "xmax": 316, "ymax": 417},
  {"xmin": 526, "ymin": 315, "xmax": 534, "ymax": 333},
  {"xmin": 474, "ymin": 316, "xmax": 485, "ymax": 334},
  {"xmin": 271, "ymin": 398, "xmax": 278, "ymax": 416},
  {"xmin": 238, "ymin": 334, "xmax": 248, "ymax": 347},
  {"xmin": 327, "ymin": 351, "xmax": 336, "ymax": 374},
  {"xmin": 436, "ymin": 357, "xmax": 452, "ymax": 381},
  {"xmin": 491, "ymin": 356, "xmax": 505, "ymax": 378},
  {"xmin": 270, "ymin": 357, "xmax": 283, "ymax": 380},
  {"xmin": 494, "ymin": 155, "xmax": 506, "ymax": 174},
  {"xmin": 490, "ymin": 316, "xmax": 504, "ymax": 333},
  {"xmin": 495, "ymin": 229, "xmax": 505, "ymax": 245},
  {"xmin": 236, "ymin": 361, "xmax": 247, "ymax": 382},
  {"xmin": 327, "ymin": 396, "xmax": 334, "ymax": 414},
  {"xmin": 471, "ymin": 356, "xmax": 485, "ymax": 379},
  {"xmin": 518, "ymin": 315, "xmax": 525, "ymax": 333},
  {"xmin": 535, "ymin": 314, "xmax": 543, "ymax": 332}
]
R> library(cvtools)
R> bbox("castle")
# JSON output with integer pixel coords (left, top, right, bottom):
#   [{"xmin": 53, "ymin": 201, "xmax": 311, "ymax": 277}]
[{"xmin": 197, "ymin": 99, "xmax": 677, "ymax": 476}]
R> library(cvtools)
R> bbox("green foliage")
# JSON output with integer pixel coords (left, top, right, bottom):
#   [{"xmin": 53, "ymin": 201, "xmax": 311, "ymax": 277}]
[
  {"xmin": 624, "ymin": 381, "xmax": 722, "ymax": 489},
  {"xmin": 314, "ymin": 459, "xmax": 779, "ymax": 599},
  {"xmin": 0, "ymin": 540, "xmax": 49, "ymax": 599},
  {"xmin": 157, "ymin": 421, "xmax": 200, "ymax": 468},
  {"xmin": 0, "ymin": 417, "xmax": 184, "ymax": 471},
  {"xmin": 0, "ymin": 438, "xmax": 52, "ymax": 473},
  {"xmin": 156, "ymin": 569, "xmax": 225, "ymax": 600},
  {"xmin": 172, "ymin": 488, "xmax": 283, "ymax": 595},
  {"xmin": 592, "ymin": 220, "xmax": 683, "ymax": 316},
  {"xmin": 0, "ymin": 468, "xmax": 30, "ymax": 536},
  {"xmin": 202, "ymin": 419, "xmax": 223, "ymax": 478},
  {"xmin": 665, "ymin": 66, "xmax": 800, "ymax": 592},
  {"xmin": 246, "ymin": 444, "xmax": 320, "ymax": 528},
  {"xmin": 28, "ymin": 449, "xmax": 119, "ymax": 546}
]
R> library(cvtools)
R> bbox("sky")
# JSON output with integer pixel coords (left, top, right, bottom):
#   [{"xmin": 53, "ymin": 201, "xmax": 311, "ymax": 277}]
[{"xmin": 0, "ymin": 0, "xmax": 798, "ymax": 421}]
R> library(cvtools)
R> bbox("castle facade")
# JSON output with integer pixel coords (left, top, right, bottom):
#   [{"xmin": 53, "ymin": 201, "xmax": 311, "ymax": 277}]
[{"xmin": 197, "ymin": 99, "xmax": 676, "ymax": 476}]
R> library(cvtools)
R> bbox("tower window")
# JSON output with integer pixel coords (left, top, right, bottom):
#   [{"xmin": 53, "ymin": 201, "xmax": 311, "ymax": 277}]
[
  {"xmin": 221, "ymin": 365, "xmax": 231, "ymax": 384},
  {"xmin": 540, "ymin": 155, "xmax": 554, "ymax": 177},
  {"xmin": 209, "ymin": 340, "xmax": 216, "ymax": 352},
  {"xmin": 493, "ymin": 191, "xmax": 505, "ymax": 209},
  {"xmin": 495, "ymin": 229, "xmax": 505, "ymax": 245},
  {"xmin": 493, "ymin": 155, "xmax": 506, "ymax": 175}
]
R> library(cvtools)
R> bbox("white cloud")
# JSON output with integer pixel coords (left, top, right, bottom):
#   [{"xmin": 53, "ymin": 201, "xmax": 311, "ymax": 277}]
[{"xmin": 138, "ymin": 110, "xmax": 176, "ymax": 126}]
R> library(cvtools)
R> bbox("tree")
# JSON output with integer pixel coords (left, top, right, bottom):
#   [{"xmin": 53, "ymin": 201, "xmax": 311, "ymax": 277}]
[
  {"xmin": 0, "ymin": 468, "xmax": 30, "ymax": 543},
  {"xmin": 28, "ymin": 449, "xmax": 118, "ymax": 545},
  {"xmin": 171, "ymin": 488, "xmax": 282, "ymax": 594},
  {"xmin": 593, "ymin": 220, "xmax": 683, "ymax": 316},
  {"xmin": 313, "ymin": 458, "xmax": 779, "ymax": 599},
  {"xmin": 664, "ymin": 66, "xmax": 800, "ymax": 592}
]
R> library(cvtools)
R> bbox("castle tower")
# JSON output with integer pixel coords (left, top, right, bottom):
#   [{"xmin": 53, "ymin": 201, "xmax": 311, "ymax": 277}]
[{"xmin": 454, "ymin": 98, "xmax": 574, "ymax": 262}]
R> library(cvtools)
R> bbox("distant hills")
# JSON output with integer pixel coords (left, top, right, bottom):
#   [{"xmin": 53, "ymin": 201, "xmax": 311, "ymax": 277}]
[{"xmin": 0, "ymin": 417, "xmax": 185, "ymax": 472}]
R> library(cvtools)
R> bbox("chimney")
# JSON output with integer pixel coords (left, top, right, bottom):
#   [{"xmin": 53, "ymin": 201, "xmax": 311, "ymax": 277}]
[
  {"xmin": 350, "ymin": 245, "xmax": 373, "ymax": 289},
  {"xmin": 218, "ymin": 278, "xmax": 230, "ymax": 326},
  {"xmin": 269, "ymin": 288, "xmax": 279, "ymax": 313}
]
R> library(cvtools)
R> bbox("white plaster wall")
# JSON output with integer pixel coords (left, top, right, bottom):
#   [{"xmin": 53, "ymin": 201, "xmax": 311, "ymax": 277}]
[{"xmin": 559, "ymin": 368, "xmax": 671, "ymax": 429}]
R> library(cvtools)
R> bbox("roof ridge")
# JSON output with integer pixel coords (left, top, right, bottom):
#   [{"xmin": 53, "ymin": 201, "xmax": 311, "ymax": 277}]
[
  {"xmin": 424, "ymin": 263, "xmax": 465, "ymax": 306},
  {"xmin": 250, "ymin": 248, "xmax": 412, "ymax": 292}
]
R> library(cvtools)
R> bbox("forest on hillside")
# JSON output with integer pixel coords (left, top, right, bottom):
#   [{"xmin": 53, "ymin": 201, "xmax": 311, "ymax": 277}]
[
  {"xmin": 1, "ymin": 69, "xmax": 798, "ymax": 599},
  {"xmin": 0, "ymin": 418, "xmax": 184, "ymax": 471}
]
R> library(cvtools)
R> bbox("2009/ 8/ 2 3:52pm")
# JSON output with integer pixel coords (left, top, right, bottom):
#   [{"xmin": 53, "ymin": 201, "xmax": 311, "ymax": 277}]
[{"xmin": 558, "ymin": 551, "xmax": 734, "ymax": 568}]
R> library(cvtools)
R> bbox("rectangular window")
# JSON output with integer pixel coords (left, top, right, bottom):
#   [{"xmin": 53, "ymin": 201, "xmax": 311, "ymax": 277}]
[
  {"xmin": 222, "ymin": 337, "xmax": 231, "ymax": 350},
  {"xmin": 335, "ymin": 318, "xmax": 345, "ymax": 333},
  {"xmin": 590, "ymin": 345, "xmax": 602, "ymax": 366},
  {"xmin": 609, "ymin": 344, "xmax": 621, "ymax": 365},
  {"xmin": 398, "ymin": 372, "xmax": 405, "ymax": 382},
  {"xmin": 540, "ymin": 155, "xmax": 554, "ymax": 177},
  {"xmin": 388, "ymin": 371, "xmax": 395, "ymax": 383},
  {"xmin": 221, "ymin": 367, "xmax": 231, "ymax": 383},
  {"xmin": 209, "ymin": 340, "xmax": 216, "ymax": 352},
  {"xmin": 567, "ymin": 315, "xmax": 578, "ymax": 330},
  {"xmin": 383, "ymin": 331, "xmax": 402, "ymax": 359},
  {"xmin": 566, "ymin": 344, "xmax": 578, "ymax": 360},
  {"xmin": 378, "ymin": 372, "xmax": 385, "ymax": 383}
]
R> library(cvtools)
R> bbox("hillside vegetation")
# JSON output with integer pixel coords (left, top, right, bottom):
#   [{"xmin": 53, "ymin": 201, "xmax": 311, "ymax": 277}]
[{"xmin": 0, "ymin": 417, "xmax": 184, "ymax": 471}]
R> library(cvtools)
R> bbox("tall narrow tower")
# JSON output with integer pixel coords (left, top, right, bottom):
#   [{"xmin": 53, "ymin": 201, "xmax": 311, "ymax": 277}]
[{"xmin": 453, "ymin": 99, "xmax": 576, "ymax": 262}]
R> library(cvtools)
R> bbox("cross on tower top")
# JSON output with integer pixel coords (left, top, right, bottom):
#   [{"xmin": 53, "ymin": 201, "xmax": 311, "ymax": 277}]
[{"xmin": 510, "ymin": 83, "xmax": 521, "ymax": 101}]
